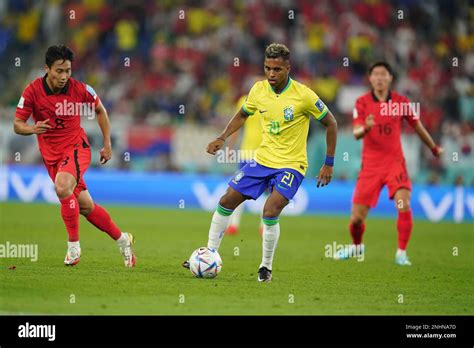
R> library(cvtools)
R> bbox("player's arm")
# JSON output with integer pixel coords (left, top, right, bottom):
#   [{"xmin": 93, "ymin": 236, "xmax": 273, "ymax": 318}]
[
  {"xmin": 13, "ymin": 117, "xmax": 52, "ymax": 135},
  {"xmin": 353, "ymin": 114, "xmax": 375, "ymax": 140},
  {"xmin": 413, "ymin": 121, "xmax": 443, "ymax": 157},
  {"xmin": 95, "ymin": 101, "xmax": 113, "ymax": 164},
  {"xmin": 226, "ymin": 96, "xmax": 248, "ymax": 151},
  {"xmin": 352, "ymin": 98, "xmax": 374, "ymax": 140},
  {"xmin": 317, "ymin": 111, "xmax": 338, "ymax": 187},
  {"xmin": 13, "ymin": 86, "xmax": 51, "ymax": 135},
  {"xmin": 227, "ymin": 128, "xmax": 240, "ymax": 151},
  {"xmin": 403, "ymin": 97, "xmax": 443, "ymax": 157},
  {"xmin": 207, "ymin": 108, "xmax": 249, "ymax": 155}
]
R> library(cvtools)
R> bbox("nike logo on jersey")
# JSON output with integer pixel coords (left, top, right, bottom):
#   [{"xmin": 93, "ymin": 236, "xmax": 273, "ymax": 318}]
[{"xmin": 259, "ymin": 109, "xmax": 267, "ymax": 113}]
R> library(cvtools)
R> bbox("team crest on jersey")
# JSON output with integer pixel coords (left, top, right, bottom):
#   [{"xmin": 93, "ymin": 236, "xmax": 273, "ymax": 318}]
[{"xmin": 283, "ymin": 105, "xmax": 294, "ymax": 122}]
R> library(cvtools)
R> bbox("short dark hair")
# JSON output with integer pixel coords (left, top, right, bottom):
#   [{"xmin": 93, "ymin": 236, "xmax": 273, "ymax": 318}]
[
  {"xmin": 45, "ymin": 45, "xmax": 74, "ymax": 68},
  {"xmin": 368, "ymin": 61, "xmax": 393, "ymax": 75},
  {"xmin": 265, "ymin": 43, "xmax": 290, "ymax": 61}
]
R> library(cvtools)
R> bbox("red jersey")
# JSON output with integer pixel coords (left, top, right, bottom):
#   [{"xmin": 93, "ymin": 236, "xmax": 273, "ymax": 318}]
[
  {"xmin": 15, "ymin": 75, "xmax": 100, "ymax": 163},
  {"xmin": 353, "ymin": 91, "xmax": 419, "ymax": 170}
]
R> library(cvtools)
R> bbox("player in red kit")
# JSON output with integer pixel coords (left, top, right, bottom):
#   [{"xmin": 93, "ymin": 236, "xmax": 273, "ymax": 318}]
[
  {"xmin": 13, "ymin": 45, "xmax": 136, "ymax": 267},
  {"xmin": 335, "ymin": 62, "xmax": 443, "ymax": 265}
]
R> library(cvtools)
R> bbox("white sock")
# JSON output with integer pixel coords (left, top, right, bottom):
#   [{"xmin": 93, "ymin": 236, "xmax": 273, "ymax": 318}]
[
  {"xmin": 258, "ymin": 192, "xmax": 268, "ymax": 232},
  {"xmin": 68, "ymin": 241, "xmax": 80, "ymax": 248},
  {"xmin": 228, "ymin": 202, "xmax": 244, "ymax": 228},
  {"xmin": 396, "ymin": 248, "xmax": 406, "ymax": 258},
  {"xmin": 116, "ymin": 233, "xmax": 128, "ymax": 247},
  {"xmin": 207, "ymin": 205, "xmax": 233, "ymax": 250},
  {"xmin": 260, "ymin": 218, "xmax": 280, "ymax": 270}
]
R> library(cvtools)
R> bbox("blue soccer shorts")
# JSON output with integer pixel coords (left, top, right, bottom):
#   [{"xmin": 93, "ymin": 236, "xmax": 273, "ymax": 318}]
[{"xmin": 228, "ymin": 160, "xmax": 304, "ymax": 201}]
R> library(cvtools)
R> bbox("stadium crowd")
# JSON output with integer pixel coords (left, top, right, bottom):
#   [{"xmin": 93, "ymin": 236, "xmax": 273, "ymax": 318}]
[{"xmin": 0, "ymin": 0, "xmax": 472, "ymax": 184}]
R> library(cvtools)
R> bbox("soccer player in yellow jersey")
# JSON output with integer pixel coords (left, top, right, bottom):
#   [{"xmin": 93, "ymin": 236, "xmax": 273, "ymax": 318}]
[
  {"xmin": 185, "ymin": 43, "xmax": 338, "ymax": 282},
  {"xmin": 226, "ymin": 94, "xmax": 263, "ymax": 235}
]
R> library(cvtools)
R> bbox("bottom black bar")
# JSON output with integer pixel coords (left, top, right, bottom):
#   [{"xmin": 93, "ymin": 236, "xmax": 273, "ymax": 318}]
[{"xmin": 0, "ymin": 315, "xmax": 472, "ymax": 346}]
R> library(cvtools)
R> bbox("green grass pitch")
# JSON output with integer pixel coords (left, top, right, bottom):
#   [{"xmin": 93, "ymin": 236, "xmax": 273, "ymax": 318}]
[{"xmin": 0, "ymin": 202, "xmax": 472, "ymax": 315}]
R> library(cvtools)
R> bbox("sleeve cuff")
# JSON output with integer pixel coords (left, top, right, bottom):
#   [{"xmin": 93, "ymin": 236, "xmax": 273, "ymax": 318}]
[
  {"xmin": 242, "ymin": 104, "xmax": 254, "ymax": 116},
  {"xmin": 318, "ymin": 109, "xmax": 328, "ymax": 121},
  {"xmin": 15, "ymin": 113, "xmax": 30, "ymax": 121}
]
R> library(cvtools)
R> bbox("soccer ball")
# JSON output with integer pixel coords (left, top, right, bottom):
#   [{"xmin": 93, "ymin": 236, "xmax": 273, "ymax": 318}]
[{"xmin": 188, "ymin": 247, "xmax": 222, "ymax": 278}]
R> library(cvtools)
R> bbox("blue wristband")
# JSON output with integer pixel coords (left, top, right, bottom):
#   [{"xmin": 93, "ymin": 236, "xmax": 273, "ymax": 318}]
[{"xmin": 325, "ymin": 156, "xmax": 334, "ymax": 166}]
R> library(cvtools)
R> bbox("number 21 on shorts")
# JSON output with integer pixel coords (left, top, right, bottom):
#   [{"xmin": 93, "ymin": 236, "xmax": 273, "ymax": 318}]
[{"xmin": 281, "ymin": 171, "xmax": 295, "ymax": 187}]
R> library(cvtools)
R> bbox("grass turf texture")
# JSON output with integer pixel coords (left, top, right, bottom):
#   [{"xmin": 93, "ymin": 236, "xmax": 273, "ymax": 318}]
[{"xmin": 0, "ymin": 202, "xmax": 472, "ymax": 315}]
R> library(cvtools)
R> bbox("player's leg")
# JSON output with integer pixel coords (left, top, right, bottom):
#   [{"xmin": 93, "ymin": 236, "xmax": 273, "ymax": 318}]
[
  {"xmin": 183, "ymin": 186, "xmax": 247, "ymax": 269},
  {"xmin": 225, "ymin": 161, "xmax": 249, "ymax": 235},
  {"xmin": 350, "ymin": 171, "xmax": 380, "ymax": 246},
  {"xmin": 334, "ymin": 203, "xmax": 370, "ymax": 261},
  {"xmin": 226, "ymin": 201, "xmax": 244, "ymax": 235},
  {"xmin": 349, "ymin": 203, "xmax": 370, "ymax": 245},
  {"xmin": 228, "ymin": 194, "xmax": 267, "ymax": 236},
  {"xmin": 257, "ymin": 169, "xmax": 304, "ymax": 282},
  {"xmin": 77, "ymin": 189, "xmax": 136, "ymax": 266},
  {"xmin": 393, "ymin": 188, "xmax": 413, "ymax": 266},
  {"xmin": 258, "ymin": 190, "xmax": 269, "ymax": 236},
  {"xmin": 55, "ymin": 171, "xmax": 79, "ymax": 240},
  {"xmin": 207, "ymin": 186, "xmax": 247, "ymax": 250},
  {"xmin": 55, "ymin": 171, "xmax": 81, "ymax": 265},
  {"xmin": 257, "ymin": 189, "xmax": 289, "ymax": 282},
  {"xmin": 78, "ymin": 189, "xmax": 121, "ymax": 240},
  {"xmin": 184, "ymin": 162, "xmax": 268, "ymax": 269},
  {"xmin": 335, "ymin": 171, "xmax": 382, "ymax": 260},
  {"xmin": 387, "ymin": 160, "xmax": 413, "ymax": 266},
  {"xmin": 207, "ymin": 159, "xmax": 273, "ymax": 251}
]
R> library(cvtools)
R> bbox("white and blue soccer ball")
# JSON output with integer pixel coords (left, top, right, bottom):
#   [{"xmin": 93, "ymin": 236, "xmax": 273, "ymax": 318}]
[{"xmin": 189, "ymin": 247, "xmax": 222, "ymax": 278}]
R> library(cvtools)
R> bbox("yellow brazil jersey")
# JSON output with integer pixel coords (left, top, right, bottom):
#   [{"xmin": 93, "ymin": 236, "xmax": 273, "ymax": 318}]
[
  {"xmin": 236, "ymin": 95, "xmax": 262, "ymax": 160},
  {"xmin": 242, "ymin": 78, "xmax": 328, "ymax": 175}
]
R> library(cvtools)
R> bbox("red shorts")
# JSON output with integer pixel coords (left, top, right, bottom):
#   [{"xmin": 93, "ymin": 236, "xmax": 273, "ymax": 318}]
[
  {"xmin": 352, "ymin": 159, "xmax": 412, "ymax": 208},
  {"xmin": 43, "ymin": 142, "xmax": 91, "ymax": 197}
]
